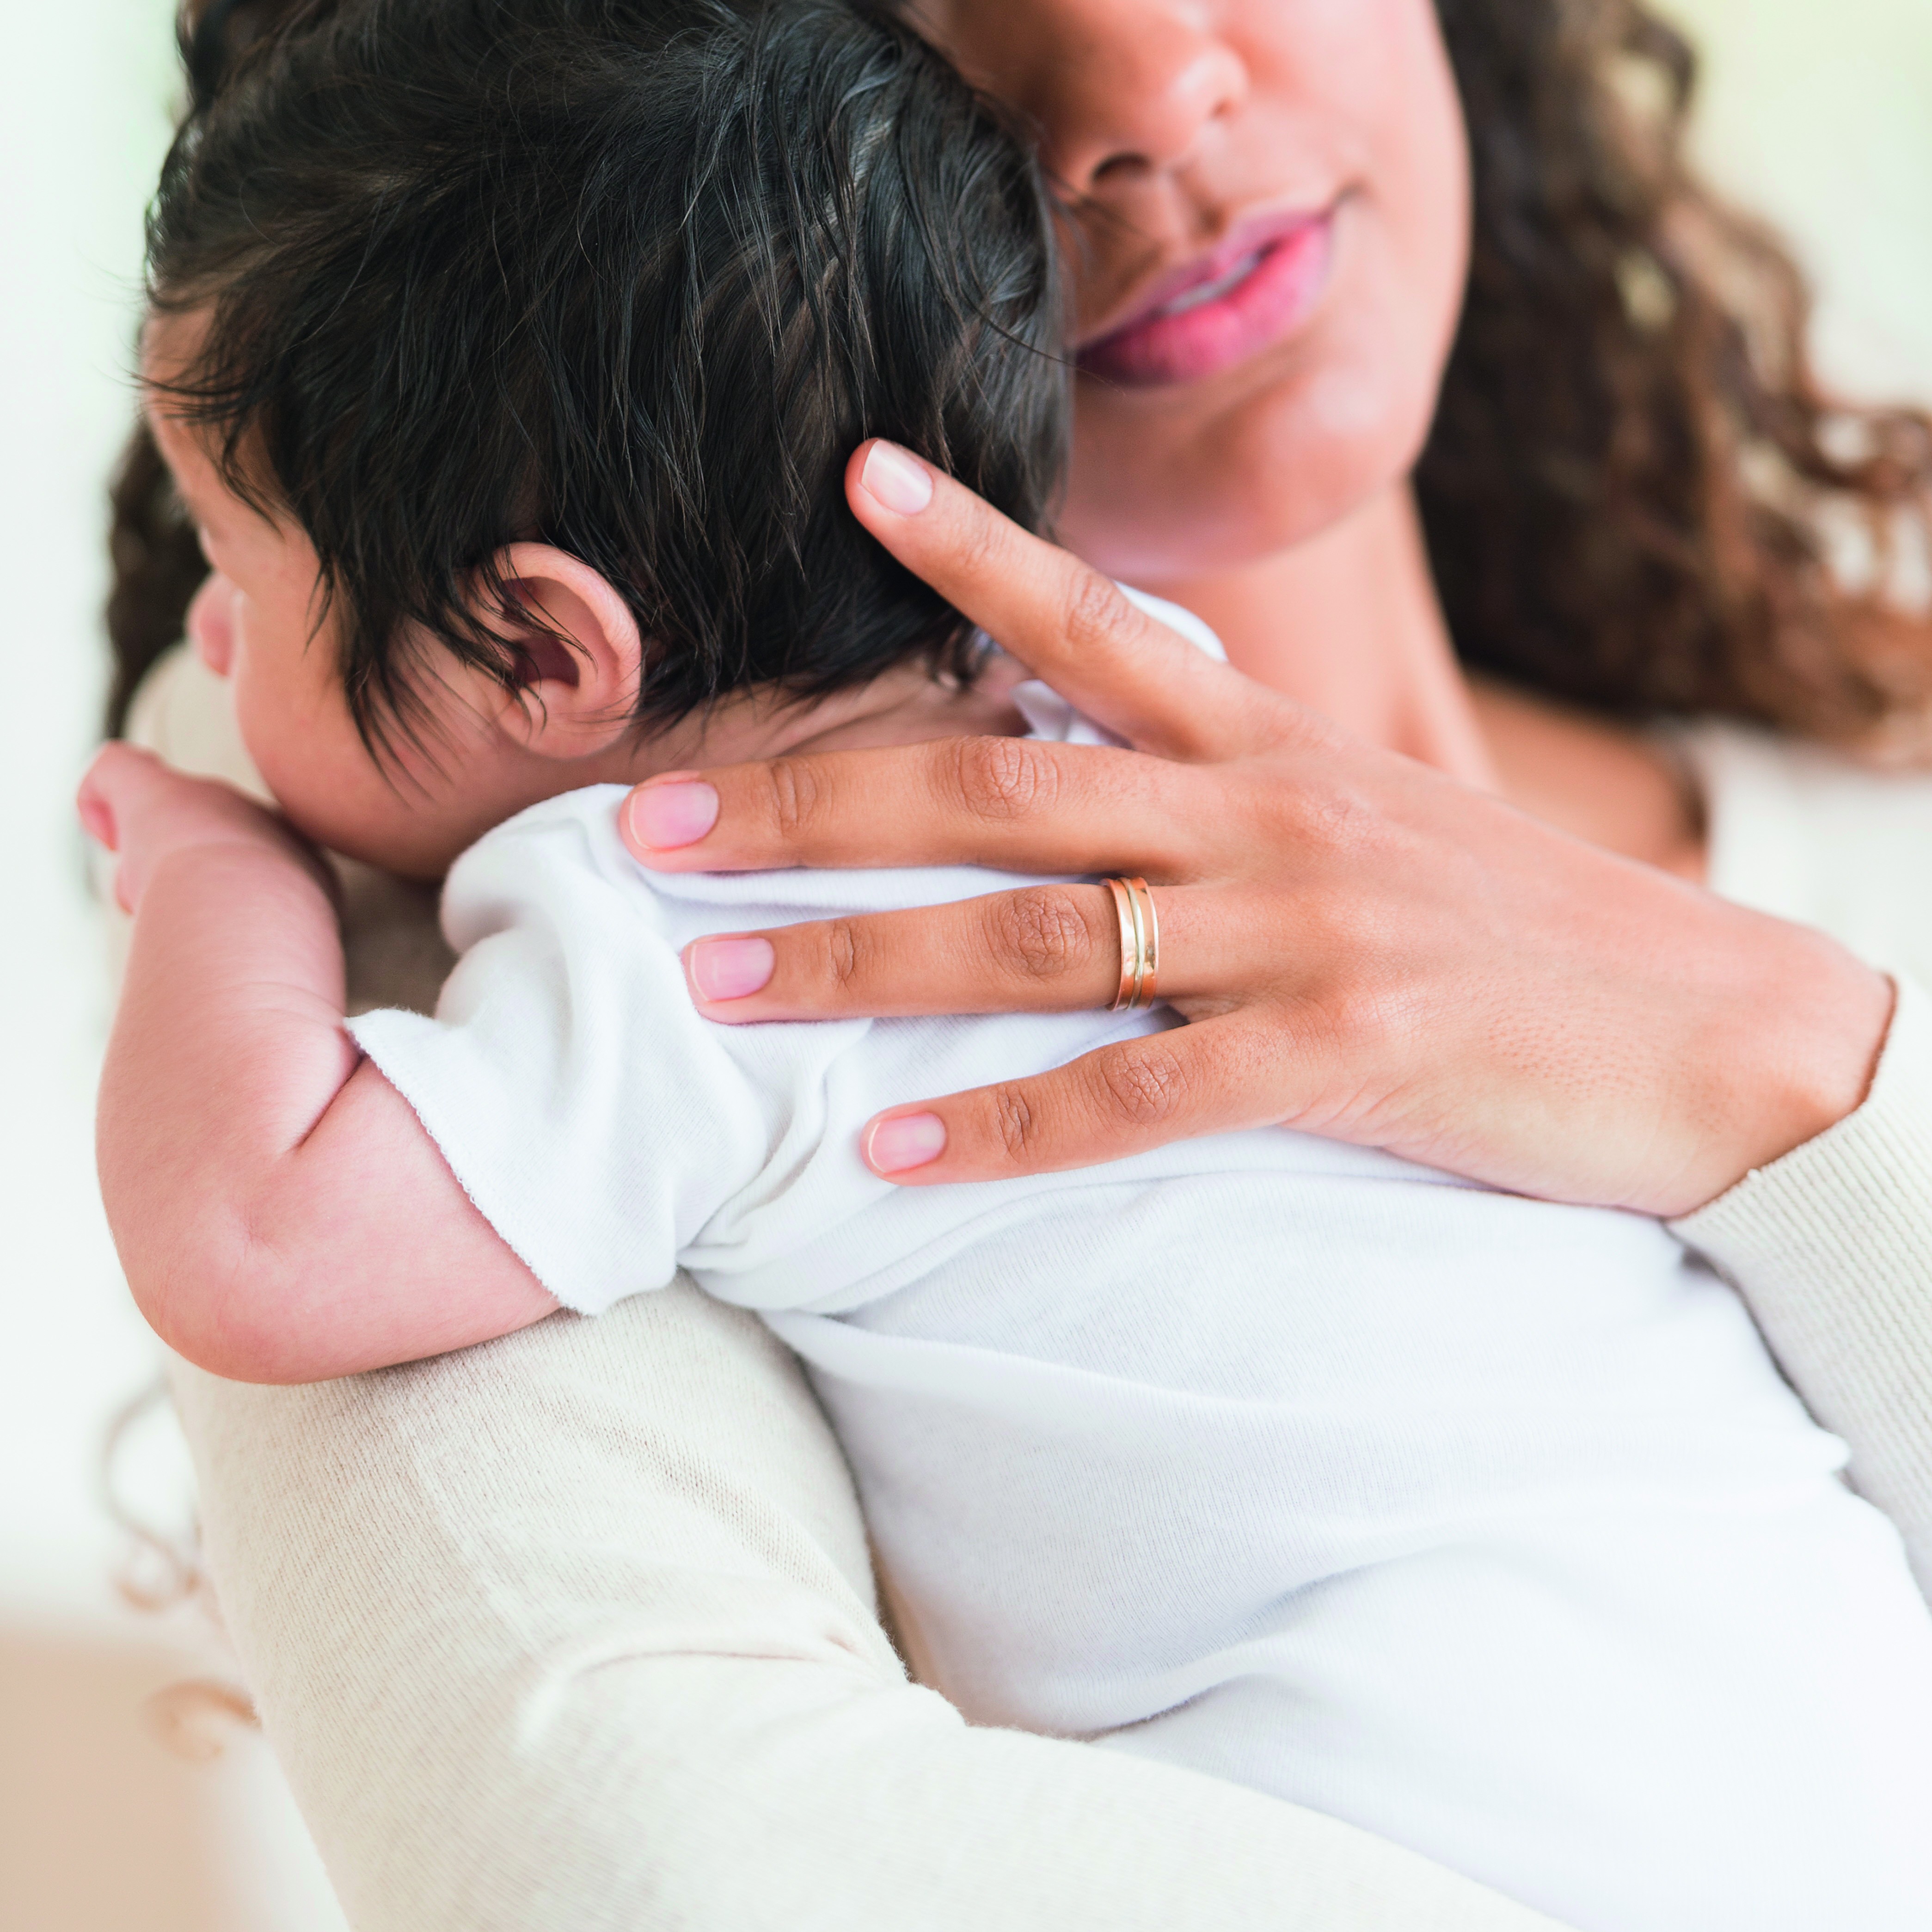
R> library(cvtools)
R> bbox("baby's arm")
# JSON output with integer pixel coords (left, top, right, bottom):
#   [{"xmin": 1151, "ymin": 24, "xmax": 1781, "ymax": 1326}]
[{"xmin": 81, "ymin": 744, "xmax": 556, "ymax": 1383}]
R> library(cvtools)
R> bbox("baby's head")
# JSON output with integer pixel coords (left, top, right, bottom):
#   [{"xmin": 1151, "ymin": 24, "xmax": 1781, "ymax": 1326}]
[{"xmin": 144, "ymin": 0, "xmax": 1065, "ymax": 874}]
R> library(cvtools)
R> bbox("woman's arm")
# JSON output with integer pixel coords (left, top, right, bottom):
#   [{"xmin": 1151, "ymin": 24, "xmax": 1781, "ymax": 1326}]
[
  {"xmin": 1672, "ymin": 974, "xmax": 1932, "ymax": 1592},
  {"xmin": 84, "ymin": 743, "xmax": 555, "ymax": 1382},
  {"xmin": 171, "ymin": 1273, "xmax": 1568, "ymax": 1932}
]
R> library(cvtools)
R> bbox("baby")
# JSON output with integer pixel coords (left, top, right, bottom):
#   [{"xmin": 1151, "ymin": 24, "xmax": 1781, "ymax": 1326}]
[{"xmin": 88, "ymin": 2, "xmax": 1932, "ymax": 1928}]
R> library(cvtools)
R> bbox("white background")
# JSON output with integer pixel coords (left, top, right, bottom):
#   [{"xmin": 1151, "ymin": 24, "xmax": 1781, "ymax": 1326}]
[{"xmin": 0, "ymin": 0, "xmax": 1926, "ymax": 1921}]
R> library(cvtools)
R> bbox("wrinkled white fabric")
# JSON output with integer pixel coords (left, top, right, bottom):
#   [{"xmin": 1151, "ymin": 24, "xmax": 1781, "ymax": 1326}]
[{"xmin": 346, "ymin": 725, "xmax": 1932, "ymax": 1931}]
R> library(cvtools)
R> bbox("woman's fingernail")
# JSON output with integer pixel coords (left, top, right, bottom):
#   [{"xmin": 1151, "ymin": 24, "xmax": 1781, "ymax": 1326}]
[
  {"xmin": 865, "ymin": 1112, "xmax": 948, "ymax": 1175},
  {"xmin": 629, "ymin": 778, "xmax": 719, "ymax": 850},
  {"xmin": 687, "ymin": 936, "xmax": 775, "ymax": 1002},
  {"xmin": 859, "ymin": 442, "xmax": 934, "ymax": 516}
]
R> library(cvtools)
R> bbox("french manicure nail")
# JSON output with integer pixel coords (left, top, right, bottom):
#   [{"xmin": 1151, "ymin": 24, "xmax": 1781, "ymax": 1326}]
[
  {"xmin": 629, "ymin": 778, "xmax": 719, "ymax": 850},
  {"xmin": 688, "ymin": 936, "xmax": 775, "ymax": 1002},
  {"xmin": 865, "ymin": 1112, "xmax": 947, "ymax": 1175},
  {"xmin": 859, "ymin": 441, "xmax": 934, "ymax": 516}
]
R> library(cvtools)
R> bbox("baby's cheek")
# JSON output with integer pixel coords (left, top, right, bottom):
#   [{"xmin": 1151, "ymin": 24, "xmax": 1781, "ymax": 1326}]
[
  {"xmin": 229, "ymin": 656, "xmax": 355, "ymax": 824},
  {"xmin": 228, "ymin": 653, "xmax": 293, "ymax": 789},
  {"xmin": 225, "ymin": 620, "xmax": 471, "ymax": 873}
]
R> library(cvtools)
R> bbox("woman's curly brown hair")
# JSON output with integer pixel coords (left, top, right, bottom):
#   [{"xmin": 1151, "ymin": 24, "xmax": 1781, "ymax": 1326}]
[
  {"xmin": 110, "ymin": 0, "xmax": 1932, "ymax": 751},
  {"xmin": 1420, "ymin": 0, "xmax": 1932, "ymax": 754}
]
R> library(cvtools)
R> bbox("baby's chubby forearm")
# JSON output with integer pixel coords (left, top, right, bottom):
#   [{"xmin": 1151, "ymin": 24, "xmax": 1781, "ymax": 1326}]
[{"xmin": 82, "ymin": 746, "xmax": 555, "ymax": 1382}]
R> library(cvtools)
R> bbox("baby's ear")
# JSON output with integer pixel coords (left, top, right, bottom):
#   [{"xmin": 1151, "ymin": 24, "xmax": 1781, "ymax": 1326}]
[{"xmin": 480, "ymin": 543, "xmax": 643, "ymax": 755}]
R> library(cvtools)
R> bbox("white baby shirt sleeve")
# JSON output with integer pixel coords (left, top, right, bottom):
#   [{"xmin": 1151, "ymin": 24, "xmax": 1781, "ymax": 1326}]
[{"xmin": 346, "ymin": 790, "xmax": 764, "ymax": 1316}]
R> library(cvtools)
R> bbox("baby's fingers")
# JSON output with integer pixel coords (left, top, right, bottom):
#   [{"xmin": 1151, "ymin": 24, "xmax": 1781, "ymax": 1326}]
[
  {"xmin": 78, "ymin": 744, "xmax": 170, "ymax": 911},
  {"xmin": 859, "ymin": 1015, "xmax": 1307, "ymax": 1184},
  {"xmin": 77, "ymin": 742, "xmax": 165, "ymax": 846},
  {"xmin": 76, "ymin": 772, "xmax": 121, "ymax": 856},
  {"xmin": 75, "ymin": 745, "xmax": 324, "ymax": 919}
]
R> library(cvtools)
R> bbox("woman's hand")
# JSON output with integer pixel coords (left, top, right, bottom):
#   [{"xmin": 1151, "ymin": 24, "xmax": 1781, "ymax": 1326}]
[{"xmin": 622, "ymin": 442, "xmax": 1893, "ymax": 1219}]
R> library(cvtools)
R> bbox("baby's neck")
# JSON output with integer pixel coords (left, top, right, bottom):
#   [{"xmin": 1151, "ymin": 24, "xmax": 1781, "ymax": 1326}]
[
  {"xmin": 290, "ymin": 652, "xmax": 1037, "ymax": 883},
  {"xmin": 699, "ymin": 652, "xmax": 1036, "ymax": 765}
]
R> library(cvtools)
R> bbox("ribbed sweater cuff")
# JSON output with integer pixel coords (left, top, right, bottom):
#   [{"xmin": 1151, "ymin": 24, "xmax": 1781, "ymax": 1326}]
[{"xmin": 1672, "ymin": 974, "xmax": 1932, "ymax": 1582}]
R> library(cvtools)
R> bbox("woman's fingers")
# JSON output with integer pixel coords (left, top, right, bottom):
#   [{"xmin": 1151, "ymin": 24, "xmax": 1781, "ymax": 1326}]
[
  {"xmin": 628, "ymin": 735, "xmax": 1207, "ymax": 877},
  {"xmin": 623, "ymin": 442, "xmax": 1332, "ymax": 879},
  {"xmin": 858, "ymin": 1015, "xmax": 1303, "ymax": 1184},
  {"xmin": 844, "ymin": 440, "xmax": 1251, "ymax": 760},
  {"xmin": 687, "ymin": 886, "xmax": 1116, "ymax": 1018},
  {"xmin": 685, "ymin": 882, "xmax": 1232, "ymax": 1021}
]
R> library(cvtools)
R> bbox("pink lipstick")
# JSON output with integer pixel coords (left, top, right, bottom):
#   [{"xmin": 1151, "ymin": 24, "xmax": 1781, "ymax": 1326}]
[{"xmin": 1078, "ymin": 209, "xmax": 1337, "ymax": 390}]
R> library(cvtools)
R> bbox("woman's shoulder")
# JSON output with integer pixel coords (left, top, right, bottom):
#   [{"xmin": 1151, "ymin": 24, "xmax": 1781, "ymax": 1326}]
[
  {"xmin": 1472, "ymin": 679, "xmax": 1932, "ymax": 971},
  {"xmin": 1676, "ymin": 720, "xmax": 1932, "ymax": 977},
  {"xmin": 1473, "ymin": 678, "xmax": 1707, "ymax": 877}
]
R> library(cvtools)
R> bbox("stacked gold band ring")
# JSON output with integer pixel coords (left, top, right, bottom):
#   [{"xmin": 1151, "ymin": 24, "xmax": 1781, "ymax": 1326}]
[{"xmin": 1105, "ymin": 876, "xmax": 1160, "ymax": 1012}]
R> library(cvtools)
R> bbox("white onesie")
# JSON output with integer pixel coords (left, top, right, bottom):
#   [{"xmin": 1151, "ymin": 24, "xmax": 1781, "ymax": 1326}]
[{"xmin": 351, "ymin": 600, "xmax": 1932, "ymax": 1932}]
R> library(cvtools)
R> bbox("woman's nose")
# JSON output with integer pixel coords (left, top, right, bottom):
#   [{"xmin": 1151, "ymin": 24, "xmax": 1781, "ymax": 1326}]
[
  {"xmin": 1004, "ymin": 0, "xmax": 1249, "ymax": 197},
  {"xmin": 187, "ymin": 570, "xmax": 238, "ymax": 678}
]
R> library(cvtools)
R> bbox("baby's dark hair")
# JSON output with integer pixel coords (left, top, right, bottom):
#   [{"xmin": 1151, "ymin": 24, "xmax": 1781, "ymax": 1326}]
[{"xmin": 146, "ymin": 0, "xmax": 1067, "ymax": 747}]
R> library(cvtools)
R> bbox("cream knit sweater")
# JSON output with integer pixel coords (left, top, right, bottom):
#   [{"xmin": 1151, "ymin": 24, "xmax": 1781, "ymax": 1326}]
[{"xmin": 132, "ymin": 651, "xmax": 1932, "ymax": 1932}]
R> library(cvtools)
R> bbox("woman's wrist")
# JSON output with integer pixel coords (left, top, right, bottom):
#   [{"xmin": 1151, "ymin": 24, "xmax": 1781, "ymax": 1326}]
[{"xmin": 1691, "ymin": 924, "xmax": 1894, "ymax": 1212}]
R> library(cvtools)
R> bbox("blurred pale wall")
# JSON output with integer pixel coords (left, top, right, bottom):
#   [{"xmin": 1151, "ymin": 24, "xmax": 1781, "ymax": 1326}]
[
  {"xmin": 0, "ymin": 3, "xmax": 350, "ymax": 1925},
  {"xmin": 0, "ymin": 1, "xmax": 1926, "ymax": 1928},
  {"xmin": 1659, "ymin": 0, "xmax": 1932, "ymax": 403}
]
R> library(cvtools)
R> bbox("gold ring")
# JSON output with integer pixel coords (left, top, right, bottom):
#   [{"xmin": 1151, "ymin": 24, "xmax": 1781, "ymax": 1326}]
[{"xmin": 1105, "ymin": 876, "xmax": 1159, "ymax": 1012}]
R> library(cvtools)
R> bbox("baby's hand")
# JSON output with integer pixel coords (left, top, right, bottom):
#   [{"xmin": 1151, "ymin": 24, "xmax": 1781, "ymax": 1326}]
[{"xmin": 78, "ymin": 743, "xmax": 329, "ymax": 917}]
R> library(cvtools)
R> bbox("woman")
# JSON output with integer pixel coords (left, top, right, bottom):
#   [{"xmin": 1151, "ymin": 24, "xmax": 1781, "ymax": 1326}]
[{"xmin": 115, "ymin": 0, "xmax": 1932, "ymax": 1925}]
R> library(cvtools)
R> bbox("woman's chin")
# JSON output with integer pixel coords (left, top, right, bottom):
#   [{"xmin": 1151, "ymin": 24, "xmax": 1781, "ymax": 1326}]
[
  {"xmin": 1062, "ymin": 372, "xmax": 1429, "ymax": 583},
  {"xmin": 1061, "ymin": 211, "xmax": 1458, "ymax": 584}
]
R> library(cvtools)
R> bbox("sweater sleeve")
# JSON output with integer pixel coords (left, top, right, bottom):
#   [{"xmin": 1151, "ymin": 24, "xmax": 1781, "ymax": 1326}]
[
  {"xmin": 1671, "ymin": 973, "xmax": 1932, "ymax": 1591},
  {"xmin": 167, "ymin": 1283, "xmax": 1566, "ymax": 1932}
]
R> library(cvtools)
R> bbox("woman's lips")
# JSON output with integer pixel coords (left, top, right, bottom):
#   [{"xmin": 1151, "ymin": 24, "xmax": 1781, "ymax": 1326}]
[{"xmin": 1077, "ymin": 212, "xmax": 1337, "ymax": 390}]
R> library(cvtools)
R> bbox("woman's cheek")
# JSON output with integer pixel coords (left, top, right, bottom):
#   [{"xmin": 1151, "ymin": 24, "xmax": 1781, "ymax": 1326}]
[{"xmin": 1369, "ymin": 0, "xmax": 1472, "ymax": 389}]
